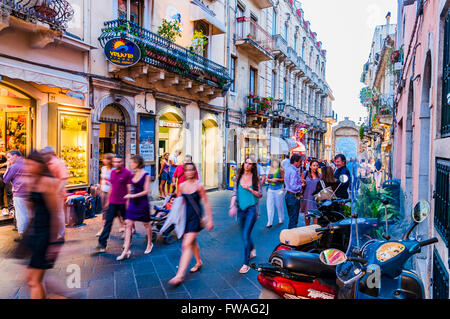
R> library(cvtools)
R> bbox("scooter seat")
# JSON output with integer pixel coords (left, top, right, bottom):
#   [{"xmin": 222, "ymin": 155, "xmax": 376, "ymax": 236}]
[{"xmin": 270, "ymin": 250, "xmax": 336, "ymax": 278}]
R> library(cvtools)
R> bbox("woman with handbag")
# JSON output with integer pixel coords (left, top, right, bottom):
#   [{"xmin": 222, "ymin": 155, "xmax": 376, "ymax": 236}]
[
  {"xmin": 168, "ymin": 162, "xmax": 214, "ymax": 286},
  {"xmin": 313, "ymin": 166, "xmax": 339, "ymax": 200},
  {"xmin": 229, "ymin": 157, "xmax": 263, "ymax": 274},
  {"xmin": 300, "ymin": 160, "xmax": 321, "ymax": 226}
]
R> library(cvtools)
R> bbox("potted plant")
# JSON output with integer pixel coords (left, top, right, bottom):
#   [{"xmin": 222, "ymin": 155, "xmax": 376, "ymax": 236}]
[
  {"xmin": 190, "ymin": 30, "xmax": 208, "ymax": 55},
  {"xmin": 247, "ymin": 106, "xmax": 256, "ymax": 114},
  {"xmin": 157, "ymin": 18, "xmax": 182, "ymax": 42}
]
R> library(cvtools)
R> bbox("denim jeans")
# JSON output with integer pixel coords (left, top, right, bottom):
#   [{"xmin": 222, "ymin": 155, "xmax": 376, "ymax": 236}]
[
  {"xmin": 285, "ymin": 192, "xmax": 300, "ymax": 229},
  {"xmin": 237, "ymin": 205, "xmax": 258, "ymax": 266},
  {"xmin": 98, "ymin": 203, "xmax": 126, "ymax": 248},
  {"xmin": 13, "ymin": 197, "xmax": 28, "ymax": 234}
]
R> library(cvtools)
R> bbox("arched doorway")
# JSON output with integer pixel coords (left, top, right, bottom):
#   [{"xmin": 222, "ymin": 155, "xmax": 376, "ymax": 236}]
[
  {"xmin": 158, "ymin": 111, "xmax": 184, "ymax": 160},
  {"xmin": 202, "ymin": 118, "xmax": 219, "ymax": 189},
  {"xmin": 99, "ymin": 104, "xmax": 126, "ymax": 160},
  {"xmin": 335, "ymin": 137, "xmax": 358, "ymax": 160}
]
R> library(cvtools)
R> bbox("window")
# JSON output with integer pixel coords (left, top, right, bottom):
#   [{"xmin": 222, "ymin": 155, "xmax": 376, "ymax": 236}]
[
  {"xmin": 236, "ymin": 4, "xmax": 245, "ymax": 38},
  {"xmin": 194, "ymin": 20, "xmax": 210, "ymax": 58},
  {"xmin": 66, "ymin": 0, "xmax": 84, "ymax": 40},
  {"xmin": 283, "ymin": 78, "xmax": 287, "ymax": 102},
  {"xmin": 118, "ymin": 0, "xmax": 144, "ymax": 25},
  {"xmin": 434, "ymin": 158, "xmax": 449, "ymax": 247},
  {"xmin": 272, "ymin": 8, "xmax": 277, "ymax": 35},
  {"xmin": 271, "ymin": 71, "xmax": 276, "ymax": 98},
  {"xmin": 284, "ymin": 23, "xmax": 288, "ymax": 40},
  {"xmin": 294, "ymin": 36, "xmax": 297, "ymax": 53},
  {"xmin": 230, "ymin": 56, "xmax": 237, "ymax": 92},
  {"xmin": 249, "ymin": 67, "xmax": 257, "ymax": 95},
  {"xmin": 250, "ymin": 14, "xmax": 257, "ymax": 39},
  {"xmin": 442, "ymin": 9, "xmax": 450, "ymax": 137},
  {"xmin": 302, "ymin": 38, "xmax": 305, "ymax": 58}
]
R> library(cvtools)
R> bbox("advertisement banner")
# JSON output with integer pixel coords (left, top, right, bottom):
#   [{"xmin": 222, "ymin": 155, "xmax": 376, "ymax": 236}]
[{"xmin": 139, "ymin": 116, "xmax": 155, "ymax": 162}]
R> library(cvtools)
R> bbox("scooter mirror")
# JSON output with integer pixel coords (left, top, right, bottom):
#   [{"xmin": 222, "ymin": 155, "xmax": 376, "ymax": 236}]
[
  {"xmin": 412, "ymin": 200, "xmax": 430, "ymax": 224},
  {"xmin": 339, "ymin": 174, "xmax": 349, "ymax": 184},
  {"xmin": 319, "ymin": 248, "xmax": 347, "ymax": 266}
]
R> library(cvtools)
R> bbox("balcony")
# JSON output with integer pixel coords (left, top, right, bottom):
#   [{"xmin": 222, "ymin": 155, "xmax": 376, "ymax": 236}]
[
  {"xmin": 99, "ymin": 19, "xmax": 231, "ymax": 97},
  {"xmin": 272, "ymin": 34, "xmax": 288, "ymax": 60},
  {"xmin": 0, "ymin": 0, "xmax": 74, "ymax": 32},
  {"xmin": 249, "ymin": 0, "xmax": 273, "ymax": 9},
  {"xmin": 235, "ymin": 17, "xmax": 273, "ymax": 63},
  {"xmin": 286, "ymin": 46, "xmax": 297, "ymax": 68},
  {"xmin": 246, "ymin": 95, "xmax": 272, "ymax": 127}
]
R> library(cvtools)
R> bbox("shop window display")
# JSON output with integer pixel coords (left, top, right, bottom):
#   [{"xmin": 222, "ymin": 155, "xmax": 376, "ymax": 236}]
[{"xmin": 60, "ymin": 114, "xmax": 89, "ymax": 187}]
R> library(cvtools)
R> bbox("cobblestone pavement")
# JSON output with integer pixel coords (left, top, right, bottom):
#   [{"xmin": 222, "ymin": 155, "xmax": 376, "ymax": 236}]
[{"xmin": 0, "ymin": 189, "xmax": 304, "ymax": 299}]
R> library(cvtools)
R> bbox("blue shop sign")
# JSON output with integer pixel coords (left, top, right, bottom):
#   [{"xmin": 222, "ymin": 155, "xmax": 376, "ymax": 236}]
[{"xmin": 104, "ymin": 38, "xmax": 141, "ymax": 67}]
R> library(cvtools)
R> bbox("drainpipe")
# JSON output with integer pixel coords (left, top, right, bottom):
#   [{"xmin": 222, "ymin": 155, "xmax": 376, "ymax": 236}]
[{"xmin": 223, "ymin": 0, "xmax": 232, "ymax": 189}]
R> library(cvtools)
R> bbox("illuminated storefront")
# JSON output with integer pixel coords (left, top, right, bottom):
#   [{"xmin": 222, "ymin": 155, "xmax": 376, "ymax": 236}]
[{"xmin": 158, "ymin": 113, "xmax": 184, "ymax": 160}]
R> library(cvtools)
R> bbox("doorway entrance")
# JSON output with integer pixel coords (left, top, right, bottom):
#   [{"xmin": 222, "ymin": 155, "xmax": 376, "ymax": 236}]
[{"xmin": 99, "ymin": 104, "xmax": 126, "ymax": 166}]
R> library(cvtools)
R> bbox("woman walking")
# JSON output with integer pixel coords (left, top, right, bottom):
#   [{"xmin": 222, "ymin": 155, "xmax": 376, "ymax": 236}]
[
  {"xmin": 300, "ymin": 160, "xmax": 321, "ymax": 226},
  {"xmin": 265, "ymin": 159, "xmax": 285, "ymax": 228},
  {"xmin": 229, "ymin": 157, "xmax": 262, "ymax": 274},
  {"xmin": 159, "ymin": 153, "xmax": 170, "ymax": 199},
  {"xmin": 117, "ymin": 155, "xmax": 153, "ymax": 260},
  {"xmin": 96, "ymin": 153, "xmax": 115, "ymax": 237},
  {"xmin": 24, "ymin": 151, "xmax": 63, "ymax": 299},
  {"xmin": 168, "ymin": 163, "xmax": 214, "ymax": 285}
]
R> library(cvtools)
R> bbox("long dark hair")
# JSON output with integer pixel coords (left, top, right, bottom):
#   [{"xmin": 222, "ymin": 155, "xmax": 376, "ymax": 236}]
[
  {"xmin": 237, "ymin": 157, "xmax": 259, "ymax": 192},
  {"xmin": 321, "ymin": 166, "xmax": 337, "ymax": 184},
  {"xmin": 28, "ymin": 150, "xmax": 54, "ymax": 177},
  {"xmin": 308, "ymin": 160, "xmax": 320, "ymax": 179}
]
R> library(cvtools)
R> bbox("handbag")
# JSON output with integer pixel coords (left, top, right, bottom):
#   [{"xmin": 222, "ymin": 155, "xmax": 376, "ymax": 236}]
[
  {"xmin": 185, "ymin": 193, "xmax": 208, "ymax": 228},
  {"xmin": 314, "ymin": 180, "xmax": 336, "ymax": 202}
]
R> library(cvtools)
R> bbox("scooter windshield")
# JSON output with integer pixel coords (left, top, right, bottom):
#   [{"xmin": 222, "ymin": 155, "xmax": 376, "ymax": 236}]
[{"xmin": 336, "ymin": 179, "xmax": 406, "ymax": 284}]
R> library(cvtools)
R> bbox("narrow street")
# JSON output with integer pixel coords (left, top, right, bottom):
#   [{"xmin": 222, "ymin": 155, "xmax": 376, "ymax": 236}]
[{"xmin": 0, "ymin": 189, "xmax": 294, "ymax": 299}]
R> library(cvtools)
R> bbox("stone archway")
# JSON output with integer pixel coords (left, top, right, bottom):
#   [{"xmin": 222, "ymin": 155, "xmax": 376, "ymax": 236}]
[{"xmin": 332, "ymin": 117, "xmax": 360, "ymax": 160}]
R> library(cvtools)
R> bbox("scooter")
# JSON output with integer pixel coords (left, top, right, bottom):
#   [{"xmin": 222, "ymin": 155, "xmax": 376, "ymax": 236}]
[{"xmin": 319, "ymin": 200, "xmax": 438, "ymax": 299}]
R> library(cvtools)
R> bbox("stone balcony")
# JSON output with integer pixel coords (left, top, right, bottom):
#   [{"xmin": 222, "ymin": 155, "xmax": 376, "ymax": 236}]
[
  {"xmin": 99, "ymin": 19, "xmax": 230, "ymax": 99},
  {"xmin": 272, "ymin": 34, "xmax": 288, "ymax": 61},
  {"xmin": 235, "ymin": 17, "xmax": 273, "ymax": 63}
]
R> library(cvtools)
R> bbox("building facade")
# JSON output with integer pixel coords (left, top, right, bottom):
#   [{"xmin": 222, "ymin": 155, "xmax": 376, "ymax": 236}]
[{"xmin": 393, "ymin": 0, "xmax": 450, "ymax": 298}]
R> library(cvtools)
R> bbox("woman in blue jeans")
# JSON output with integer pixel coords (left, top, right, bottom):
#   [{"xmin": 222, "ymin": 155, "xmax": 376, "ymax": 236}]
[{"xmin": 229, "ymin": 157, "xmax": 262, "ymax": 274}]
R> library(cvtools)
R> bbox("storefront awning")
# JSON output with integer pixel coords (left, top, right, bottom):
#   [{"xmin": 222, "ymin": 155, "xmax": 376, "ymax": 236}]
[
  {"xmin": 0, "ymin": 57, "xmax": 88, "ymax": 94},
  {"xmin": 190, "ymin": 2, "xmax": 226, "ymax": 35},
  {"xmin": 271, "ymin": 136, "xmax": 289, "ymax": 155}
]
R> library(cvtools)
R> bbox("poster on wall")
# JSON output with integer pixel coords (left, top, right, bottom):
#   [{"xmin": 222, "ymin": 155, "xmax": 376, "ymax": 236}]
[{"xmin": 139, "ymin": 116, "xmax": 155, "ymax": 162}]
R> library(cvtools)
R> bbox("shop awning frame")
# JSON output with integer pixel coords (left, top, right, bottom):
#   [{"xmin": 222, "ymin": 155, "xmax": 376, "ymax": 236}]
[{"xmin": 0, "ymin": 56, "xmax": 88, "ymax": 94}]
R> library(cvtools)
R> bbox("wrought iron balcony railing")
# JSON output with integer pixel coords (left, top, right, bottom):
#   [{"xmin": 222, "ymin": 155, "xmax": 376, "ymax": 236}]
[
  {"xmin": 1, "ymin": 0, "xmax": 74, "ymax": 31},
  {"xmin": 99, "ymin": 19, "xmax": 231, "ymax": 90},
  {"xmin": 235, "ymin": 17, "xmax": 273, "ymax": 53}
]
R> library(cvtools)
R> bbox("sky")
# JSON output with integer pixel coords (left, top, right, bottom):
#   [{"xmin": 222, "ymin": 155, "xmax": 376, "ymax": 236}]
[{"xmin": 298, "ymin": 0, "xmax": 398, "ymax": 125}]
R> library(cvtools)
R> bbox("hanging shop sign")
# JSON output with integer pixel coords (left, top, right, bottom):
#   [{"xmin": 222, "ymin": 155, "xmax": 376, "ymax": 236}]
[
  {"xmin": 159, "ymin": 120, "xmax": 183, "ymax": 128},
  {"xmin": 104, "ymin": 38, "xmax": 141, "ymax": 67}
]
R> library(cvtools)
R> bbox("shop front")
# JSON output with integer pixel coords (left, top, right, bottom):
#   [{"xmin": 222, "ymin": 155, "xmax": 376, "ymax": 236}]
[
  {"xmin": 201, "ymin": 118, "xmax": 219, "ymax": 189},
  {"xmin": 0, "ymin": 83, "xmax": 35, "ymax": 156},
  {"xmin": 158, "ymin": 112, "xmax": 184, "ymax": 161},
  {"xmin": 242, "ymin": 130, "xmax": 268, "ymax": 162}
]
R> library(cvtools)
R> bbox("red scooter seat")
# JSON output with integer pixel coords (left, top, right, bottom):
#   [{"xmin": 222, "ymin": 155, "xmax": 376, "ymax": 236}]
[{"xmin": 270, "ymin": 250, "xmax": 336, "ymax": 278}]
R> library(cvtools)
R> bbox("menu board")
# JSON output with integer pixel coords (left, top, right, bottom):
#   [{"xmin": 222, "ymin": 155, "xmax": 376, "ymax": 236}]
[{"xmin": 139, "ymin": 116, "xmax": 155, "ymax": 162}]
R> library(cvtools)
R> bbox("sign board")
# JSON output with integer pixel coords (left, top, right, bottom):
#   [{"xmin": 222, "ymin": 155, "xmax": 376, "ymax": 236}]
[
  {"xmin": 159, "ymin": 120, "xmax": 183, "ymax": 128},
  {"xmin": 139, "ymin": 116, "xmax": 155, "ymax": 162},
  {"xmin": 104, "ymin": 38, "xmax": 141, "ymax": 67}
]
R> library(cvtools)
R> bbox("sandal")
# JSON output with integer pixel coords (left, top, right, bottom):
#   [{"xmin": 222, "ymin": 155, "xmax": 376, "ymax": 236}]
[
  {"xmin": 239, "ymin": 265, "xmax": 250, "ymax": 274},
  {"xmin": 190, "ymin": 263, "xmax": 203, "ymax": 273}
]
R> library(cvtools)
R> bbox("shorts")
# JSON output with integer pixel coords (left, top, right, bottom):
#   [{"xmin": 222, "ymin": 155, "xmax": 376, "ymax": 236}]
[{"xmin": 160, "ymin": 171, "xmax": 170, "ymax": 181}]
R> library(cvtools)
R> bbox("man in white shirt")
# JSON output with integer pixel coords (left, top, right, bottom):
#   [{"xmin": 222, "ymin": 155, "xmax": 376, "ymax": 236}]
[{"xmin": 281, "ymin": 156, "xmax": 291, "ymax": 171}]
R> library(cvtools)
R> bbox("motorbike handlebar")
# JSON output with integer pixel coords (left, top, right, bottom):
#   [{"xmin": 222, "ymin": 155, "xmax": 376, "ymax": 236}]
[
  {"xmin": 419, "ymin": 238, "xmax": 438, "ymax": 247},
  {"xmin": 346, "ymin": 257, "xmax": 369, "ymax": 265}
]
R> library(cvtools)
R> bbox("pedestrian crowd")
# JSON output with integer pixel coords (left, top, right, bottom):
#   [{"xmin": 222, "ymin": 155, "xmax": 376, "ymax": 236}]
[{"xmin": 3, "ymin": 145, "xmax": 385, "ymax": 298}]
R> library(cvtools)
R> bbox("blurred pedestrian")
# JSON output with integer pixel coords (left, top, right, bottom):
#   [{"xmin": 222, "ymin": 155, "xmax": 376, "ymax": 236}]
[
  {"xmin": 172, "ymin": 154, "xmax": 198, "ymax": 193},
  {"xmin": 281, "ymin": 155, "xmax": 290, "ymax": 171},
  {"xmin": 229, "ymin": 157, "xmax": 262, "ymax": 274},
  {"xmin": 374, "ymin": 158, "xmax": 383, "ymax": 189},
  {"xmin": 117, "ymin": 155, "xmax": 153, "ymax": 260},
  {"xmin": 168, "ymin": 163, "xmax": 213, "ymax": 285},
  {"xmin": 24, "ymin": 151, "xmax": 63, "ymax": 299},
  {"xmin": 159, "ymin": 153, "xmax": 170, "ymax": 199},
  {"xmin": 4, "ymin": 150, "xmax": 27, "ymax": 242},
  {"xmin": 40, "ymin": 146, "xmax": 69, "ymax": 243},
  {"xmin": 300, "ymin": 160, "xmax": 321, "ymax": 225},
  {"xmin": 284, "ymin": 154, "xmax": 306, "ymax": 229},
  {"xmin": 266, "ymin": 159, "xmax": 285, "ymax": 228},
  {"xmin": 95, "ymin": 153, "xmax": 115, "ymax": 237},
  {"xmin": 95, "ymin": 155, "xmax": 133, "ymax": 253}
]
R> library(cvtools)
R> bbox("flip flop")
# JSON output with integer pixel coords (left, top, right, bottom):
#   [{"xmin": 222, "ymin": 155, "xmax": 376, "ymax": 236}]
[{"xmin": 190, "ymin": 263, "xmax": 203, "ymax": 273}]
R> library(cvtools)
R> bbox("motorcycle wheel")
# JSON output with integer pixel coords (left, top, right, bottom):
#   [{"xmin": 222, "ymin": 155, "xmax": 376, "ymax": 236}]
[{"xmin": 259, "ymin": 288, "xmax": 282, "ymax": 299}]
